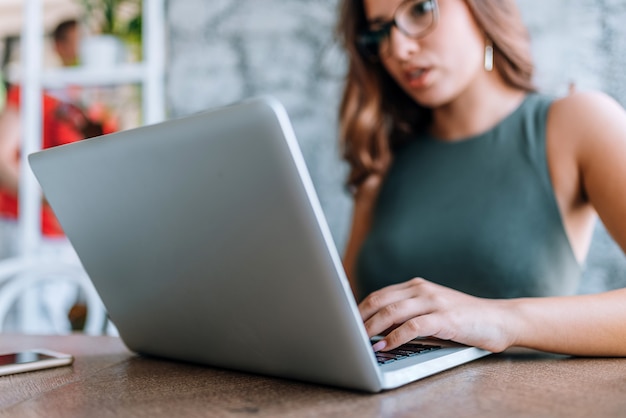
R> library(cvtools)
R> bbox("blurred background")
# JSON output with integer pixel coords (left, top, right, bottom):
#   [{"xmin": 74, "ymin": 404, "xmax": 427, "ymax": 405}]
[{"xmin": 1, "ymin": 0, "xmax": 625, "ymax": 334}]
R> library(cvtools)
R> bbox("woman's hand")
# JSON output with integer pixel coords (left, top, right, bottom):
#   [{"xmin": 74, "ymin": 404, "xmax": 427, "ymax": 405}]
[{"xmin": 359, "ymin": 278, "xmax": 516, "ymax": 353}]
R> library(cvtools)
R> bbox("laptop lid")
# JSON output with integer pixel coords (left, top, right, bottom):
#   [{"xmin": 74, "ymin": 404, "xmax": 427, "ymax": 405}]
[
  {"xmin": 29, "ymin": 97, "xmax": 490, "ymax": 392},
  {"xmin": 29, "ymin": 97, "xmax": 384, "ymax": 391}
]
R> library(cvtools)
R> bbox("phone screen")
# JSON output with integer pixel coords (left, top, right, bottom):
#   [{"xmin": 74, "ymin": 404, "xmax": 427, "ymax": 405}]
[{"xmin": 0, "ymin": 352, "xmax": 57, "ymax": 366}]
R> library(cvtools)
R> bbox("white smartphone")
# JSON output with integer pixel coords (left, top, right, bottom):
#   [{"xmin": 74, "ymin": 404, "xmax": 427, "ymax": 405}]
[{"xmin": 0, "ymin": 349, "xmax": 74, "ymax": 376}]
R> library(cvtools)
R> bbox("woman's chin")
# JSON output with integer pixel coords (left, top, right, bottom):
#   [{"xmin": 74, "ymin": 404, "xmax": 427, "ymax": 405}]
[{"xmin": 409, "ymin": 91, "xmax": 450, "ymax": 109}]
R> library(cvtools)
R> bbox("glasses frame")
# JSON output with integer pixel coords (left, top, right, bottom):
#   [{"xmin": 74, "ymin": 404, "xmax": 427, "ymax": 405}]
[{"xmin": 356, "ymin": 0, "xmax": 439, "ymax": 62}]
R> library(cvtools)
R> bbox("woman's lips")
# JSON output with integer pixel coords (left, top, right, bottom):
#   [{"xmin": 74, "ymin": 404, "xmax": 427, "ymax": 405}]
[{"xmin": 405, "ymin": 67, "xmax": 431, "ymax": 89}]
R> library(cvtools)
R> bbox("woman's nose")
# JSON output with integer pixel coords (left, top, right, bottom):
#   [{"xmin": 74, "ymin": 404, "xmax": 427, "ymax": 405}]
[{"xmin": 386, "ymin": 27, "xmax": 421, "ymax": 61}]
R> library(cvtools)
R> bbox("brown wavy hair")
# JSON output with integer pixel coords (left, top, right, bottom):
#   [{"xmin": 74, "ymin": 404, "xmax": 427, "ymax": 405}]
[{"xmin": 336, "ymin": 0, "xmax": 536, "ymax": 191}]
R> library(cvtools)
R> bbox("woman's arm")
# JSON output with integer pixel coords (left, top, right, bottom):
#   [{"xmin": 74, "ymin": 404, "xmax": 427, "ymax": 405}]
[
  {"xmin": 361, "ymin": 91, "xmax": 626, "ymax": 356},
  {"xmin": 360, "ymin": 279, "xmax": 626, "ymax": 356},
  {"xmin": 567, "ymin": 92, "xmax": 626, "ymax": 255},
  {"xmin": 342, "ymin": 175, "xmax": 383, "ymax": 299},
  {"xmin": 0, "ymin": 107, "xmax": 22, "ymax": 194},
  {"xmin": 507, "ymin": 289, "xmax": 626, "ymax": 356}
]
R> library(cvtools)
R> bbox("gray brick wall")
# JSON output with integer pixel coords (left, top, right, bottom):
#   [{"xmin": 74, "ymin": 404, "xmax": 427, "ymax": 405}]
[{"xmin": 167, "ymin": 0, "xmax": 626, "ymax": 293}]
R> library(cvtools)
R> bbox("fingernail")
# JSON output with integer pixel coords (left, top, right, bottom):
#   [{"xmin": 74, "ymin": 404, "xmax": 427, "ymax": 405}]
[{"xmin": 372, "ymin": 340, "xmax": 387, "ymax": 352}]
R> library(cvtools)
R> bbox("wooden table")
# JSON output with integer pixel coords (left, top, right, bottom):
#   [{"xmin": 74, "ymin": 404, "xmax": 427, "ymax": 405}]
[{"xmin": 1, "ymin": 334, "xmax": 626, "ymax": 417}]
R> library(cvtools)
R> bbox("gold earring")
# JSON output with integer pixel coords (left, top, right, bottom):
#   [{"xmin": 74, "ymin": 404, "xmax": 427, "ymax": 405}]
[{"xmin": 484, "ymin": 41, "xmax": 494, "ymax": 72}]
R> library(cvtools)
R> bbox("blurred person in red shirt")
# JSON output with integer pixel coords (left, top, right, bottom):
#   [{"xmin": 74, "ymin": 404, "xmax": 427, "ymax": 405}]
[
  {"xmin": 0, "ymin": 85, "xmax": 103, "ymax": 238},
  {"xmin": 0, "ymin": 84, "xmax": 106, "ymax": 333},
  {"xmin": 0, "ymin": 17, "xmax": 118, "ymax": 333}
]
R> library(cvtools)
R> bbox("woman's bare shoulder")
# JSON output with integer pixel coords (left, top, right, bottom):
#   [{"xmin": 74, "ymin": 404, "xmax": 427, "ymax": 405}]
[
  {"xmin": 550, "ymin": 90, "xmax": 626, "ymax": 133},
  {"xmin": 547, "ymin": 90, "xmax": 626, "ymax": 156}
]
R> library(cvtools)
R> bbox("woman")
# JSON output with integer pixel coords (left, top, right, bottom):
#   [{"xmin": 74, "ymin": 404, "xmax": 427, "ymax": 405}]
[{"xmin": 337, "ymin": 0, "xmax": 626, "ymax": 355}]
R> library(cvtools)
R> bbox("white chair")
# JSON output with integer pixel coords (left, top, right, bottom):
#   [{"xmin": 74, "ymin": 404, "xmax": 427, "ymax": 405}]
[{"xmin": 0, "ymin": 257, "xmax": 108, "ymax": 335}]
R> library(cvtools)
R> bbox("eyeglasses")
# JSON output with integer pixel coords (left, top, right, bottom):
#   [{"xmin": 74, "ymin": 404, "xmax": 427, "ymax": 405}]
[{"xmin": 356, "ymin": 0, "xmax": 439, "ymax": 61}]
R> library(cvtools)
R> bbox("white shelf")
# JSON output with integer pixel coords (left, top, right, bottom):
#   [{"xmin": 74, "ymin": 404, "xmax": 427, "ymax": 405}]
[{"xmin": 41, "ymin": 63, "xmax": 148, "ymax": 88}]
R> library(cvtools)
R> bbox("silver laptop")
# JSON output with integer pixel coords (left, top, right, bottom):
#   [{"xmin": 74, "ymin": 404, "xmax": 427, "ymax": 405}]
[{"xmin": 28, "ymin": 97, "xmax": 490, "ymax": 392}]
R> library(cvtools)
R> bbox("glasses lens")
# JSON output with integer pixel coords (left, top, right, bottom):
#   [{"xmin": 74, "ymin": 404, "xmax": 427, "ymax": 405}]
[
  {"xmin": 395, "ymin": 0, "xmax": 436, "ymax": 38},
  {"xmin": 356, "ymin": 25, "xmax": 391, "ymax": 60}
]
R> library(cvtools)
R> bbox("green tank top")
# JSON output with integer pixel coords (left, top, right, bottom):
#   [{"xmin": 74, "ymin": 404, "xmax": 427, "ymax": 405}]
[{"xmin": 356, "ymin": 94, "xmax": 581, "ymax": 300}]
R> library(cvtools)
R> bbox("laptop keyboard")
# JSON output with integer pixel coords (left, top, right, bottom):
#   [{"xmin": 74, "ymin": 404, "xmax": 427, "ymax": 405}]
[{"xmin": 373, "ymin": 342, "xmax": 442, "ymax": 365}]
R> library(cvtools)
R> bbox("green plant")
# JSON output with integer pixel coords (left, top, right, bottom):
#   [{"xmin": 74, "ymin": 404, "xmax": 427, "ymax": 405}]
[{"xmin": 79, "ymin": 0, "xmax": 142, "ymax": 39}]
